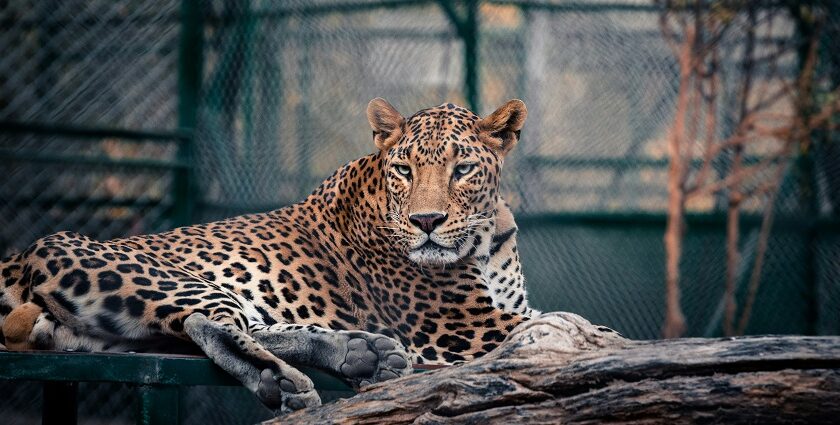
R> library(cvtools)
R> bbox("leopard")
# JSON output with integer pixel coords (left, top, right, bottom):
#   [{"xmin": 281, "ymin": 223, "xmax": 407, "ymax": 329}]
[{"xmin": 0, "ymin": 98, "xmax": 540, "ymax": 413}]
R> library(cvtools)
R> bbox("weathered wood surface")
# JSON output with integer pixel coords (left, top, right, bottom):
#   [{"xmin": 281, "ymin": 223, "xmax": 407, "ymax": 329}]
[{"xmin": 266, "ymin": 312, "xmax": 840, "ymax": 424}]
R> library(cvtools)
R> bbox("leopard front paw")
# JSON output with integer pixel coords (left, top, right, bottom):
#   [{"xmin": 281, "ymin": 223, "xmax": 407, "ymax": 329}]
[
  {"xmin": 257, "ymin": 368, "xmax": 321, "ymax": 414},
  {"xmin": 338, "ymin": 332, "xmax": 412, "ymax": 388}
]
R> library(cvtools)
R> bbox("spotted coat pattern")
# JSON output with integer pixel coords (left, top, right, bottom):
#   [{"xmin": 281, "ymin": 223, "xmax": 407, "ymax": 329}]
[{"xmin": 0, "ymin": 99, "xmax": 538, "ymax": 411}]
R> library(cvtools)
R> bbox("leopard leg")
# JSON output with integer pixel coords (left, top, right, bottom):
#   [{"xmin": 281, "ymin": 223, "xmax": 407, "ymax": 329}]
[
  {"xmin": 16, "ymin": 233, "xmax": 319, "ymax": 413},
  {"xmin": 184, "ymin": 313, "xmax": 321, "ymax": 413},
  {"xmin": 251, "ymin": 323, "xmax": 412, "ymax": 389}
]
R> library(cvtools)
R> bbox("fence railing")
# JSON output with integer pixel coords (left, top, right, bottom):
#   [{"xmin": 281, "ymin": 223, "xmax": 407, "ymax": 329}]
[{"xmin": 0, "ymin": 350, "xmax": 353, "ymax": 425}]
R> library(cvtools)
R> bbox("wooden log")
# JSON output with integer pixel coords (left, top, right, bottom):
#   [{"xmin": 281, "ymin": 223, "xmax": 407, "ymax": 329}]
[{"xmin": 266, "ymin": 312, "xmax": 840, "ymax": 424}]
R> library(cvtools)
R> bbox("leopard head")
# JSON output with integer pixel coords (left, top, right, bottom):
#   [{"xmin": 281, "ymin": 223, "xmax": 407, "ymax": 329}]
[{"xmin": 367, "ymin": 98, "xmax": 527, "ymax": 266}]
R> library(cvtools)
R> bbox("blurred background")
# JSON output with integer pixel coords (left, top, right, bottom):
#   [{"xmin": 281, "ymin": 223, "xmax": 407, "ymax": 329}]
[{"xmin": 0, "ymin": 0, "xmax": 838, "ymax": 423}]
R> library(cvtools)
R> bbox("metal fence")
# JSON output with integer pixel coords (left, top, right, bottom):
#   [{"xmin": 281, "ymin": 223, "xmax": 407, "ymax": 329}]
[{"xmin": 1, "ymin": 0, "xmax": 838, "ymax": 423}]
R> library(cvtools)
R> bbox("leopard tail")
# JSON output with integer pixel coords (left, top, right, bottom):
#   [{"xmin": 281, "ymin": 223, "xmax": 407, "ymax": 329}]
[{"xmin": 0, "ymin": 253, "xmax": 27, "ymax": 348}]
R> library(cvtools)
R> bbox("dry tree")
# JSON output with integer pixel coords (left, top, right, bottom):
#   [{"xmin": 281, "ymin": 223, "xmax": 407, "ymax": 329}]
[{"xmin": 657, "ymin": 0, "xmax": 838, "ymax": 338}]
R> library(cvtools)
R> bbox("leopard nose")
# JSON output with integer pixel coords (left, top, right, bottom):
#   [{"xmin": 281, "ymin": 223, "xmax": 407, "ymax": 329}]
[{"xmin": 409, "ymin": 213, "xmax": 447, "ymax": 234}]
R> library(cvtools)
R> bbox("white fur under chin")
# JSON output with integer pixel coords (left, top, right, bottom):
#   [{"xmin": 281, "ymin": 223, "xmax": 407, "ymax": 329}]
[{"xmin": 408, "ymin": 245, "xmax": 461, "ymax": 266}]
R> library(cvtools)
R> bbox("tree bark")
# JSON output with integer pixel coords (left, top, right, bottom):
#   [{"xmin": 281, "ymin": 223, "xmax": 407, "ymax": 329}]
[{"xmin": 265, "ymin": 312, "xmax": 840, "ymax": 424}]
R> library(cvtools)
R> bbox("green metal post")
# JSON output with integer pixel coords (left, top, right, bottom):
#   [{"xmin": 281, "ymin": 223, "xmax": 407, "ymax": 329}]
[
  {"xmin": 138, "ymin": 385, "xmax": 180, "ymax": 425},
  {"xmin": 297, "ymin": 30, "xmax": 313, "ymax": 198},
  {"xmin": 789, "ymin": 3, "xmax": 822, "ymax": 336},
  {"xmin": 201, "ymin": 1, "xmax": 243, "ymax": 205},
  {"xmin": 463, "ymin": 0, "xmax": 481, "ymax": 112},
  {"xmin": 437, "ymin": 0, "xmax": 481, "ymax": 112},
  {"xmin": 175, "ymin": 0, "xmax": 204, "ymax": 226},
  {"xmin": 42, "ymin": 381, "xmax": 78, "ymax": 425},
  {"xmin": 240, "ymin": 0, "xmax": 257, "ymax": 201},
  {"xmin": 799, "ymin": 153, "xmax": 819, "ymax": 336}
]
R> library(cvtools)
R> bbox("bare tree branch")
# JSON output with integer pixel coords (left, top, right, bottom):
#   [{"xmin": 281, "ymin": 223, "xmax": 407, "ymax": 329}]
[
  {"xmin": 657, "ymin": 1, "xmax": 830, "ymax": 338},
  {"xmin": 661, "ymin": 8, "xmax": 696, "ymax": 339},
  {"xmin": 724, "ymin": 3, "xmax": 757, "ymax": 337},
  {"xmin": 735, "ymin": 160, "xmax": 788, "ymax": 335}
]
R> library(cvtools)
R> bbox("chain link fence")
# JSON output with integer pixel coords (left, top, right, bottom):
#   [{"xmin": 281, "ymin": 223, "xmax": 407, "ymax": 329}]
[{"xmin": 1, "ymin": 0, "xmax": 838, "ymax": 423}]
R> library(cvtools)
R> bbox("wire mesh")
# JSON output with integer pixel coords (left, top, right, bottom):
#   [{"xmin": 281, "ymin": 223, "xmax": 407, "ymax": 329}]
[
  {"xmin": 0, "ymin": 0, "xmax": 838, "ymax": 423},
  {"xmin": 0, "ymin": 381, "xmax": 137, "ymax": 425},
  {"xmin": 0, "ymin": 134, "xmax": 182, "ymax": 256},
  {"xmin": 0, "ymin": 0, "xmax": 179, "ymax": 128},
  {"xmin": 0, "ymin": 0, "xmax": 183, "ymax": 257},
  {"xmin": 196, "ymin": 0, "xmax": 463, "ymax": 216}
]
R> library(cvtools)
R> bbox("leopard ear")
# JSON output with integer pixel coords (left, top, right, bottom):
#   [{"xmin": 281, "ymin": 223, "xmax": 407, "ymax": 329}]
[
  {"xmin": 477, "ymin": 99, "xmax": 527, "ymax": 155},
  {"xmin": 367, "ymin": 98, "xmax": 404, "ymax": 151}
]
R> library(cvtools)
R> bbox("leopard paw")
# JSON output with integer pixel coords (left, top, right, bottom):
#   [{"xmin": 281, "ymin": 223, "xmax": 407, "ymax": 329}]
[
  {"xmin": 337, "ymin": 332, "xmax": 412, "ymax": 388},
  {"xmin": 257, "ymin": 368, "xmax": 321, "ymax": 414}
]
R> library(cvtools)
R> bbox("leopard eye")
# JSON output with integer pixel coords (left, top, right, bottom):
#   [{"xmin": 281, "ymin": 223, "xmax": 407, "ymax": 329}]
[
  {"xmin": 453, "ymin": 163, "xmax": 476, "ymax": 179},
  {"xmin": 394, "ymin": 164, "xmax": 411, "ymax": 178}
]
